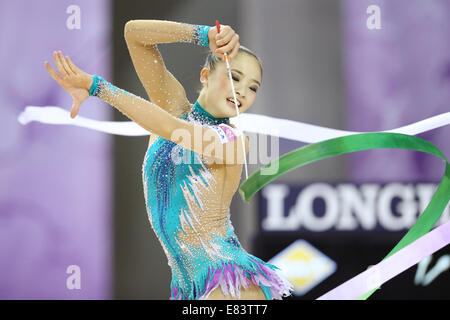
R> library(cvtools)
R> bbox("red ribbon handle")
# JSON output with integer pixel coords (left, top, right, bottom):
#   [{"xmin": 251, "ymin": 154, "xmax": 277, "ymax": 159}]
[{"xmin": 215, "ymin": 20, "xmax": 221, "ymax": 33}]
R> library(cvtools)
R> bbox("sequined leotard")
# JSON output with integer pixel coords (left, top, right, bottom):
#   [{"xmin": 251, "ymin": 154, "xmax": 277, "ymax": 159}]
[
  {"xmin": 89, "ymin": 20, "xmax": 293, "ymax": 300},
  {"xmin": 142, "ymin": 101, "xmax": 293, "ymax": 300},
  {"xmin": 90, "ymin": 73, "xmax": 293, "ymax": 299}
]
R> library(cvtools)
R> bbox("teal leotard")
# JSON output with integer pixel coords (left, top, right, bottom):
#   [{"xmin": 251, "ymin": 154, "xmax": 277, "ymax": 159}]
[
  {"xmin": 89, "ymin": 72, "xmax": 292, "ymax": 300},
  {"xmin": 142, "ymin": 100, "xmax": 293, "ymax": 300}
]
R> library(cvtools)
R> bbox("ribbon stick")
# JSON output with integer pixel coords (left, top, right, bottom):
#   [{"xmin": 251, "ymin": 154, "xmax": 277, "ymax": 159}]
[{"xmin": 216, "ymin": 20, "xmax": 249, "ymax": 180}]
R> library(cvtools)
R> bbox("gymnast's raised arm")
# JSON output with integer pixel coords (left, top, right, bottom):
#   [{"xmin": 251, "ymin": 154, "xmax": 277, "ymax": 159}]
[
  {"xmin": 123, "ymin": 20, "xmax": 234, "ymax": 118},
  {"xmin": 124, "ymin": 20, "xmax": 192, "ymax": 117},
  {"xmin": 44, "ymin": 49, "xmax": 247, "ymax": 165}
]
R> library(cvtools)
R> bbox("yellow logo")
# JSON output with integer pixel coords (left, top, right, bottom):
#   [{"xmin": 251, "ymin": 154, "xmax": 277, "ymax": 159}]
[{"xmin": 268, "ymin": 240, "xmax": 337, "ymax": 296}]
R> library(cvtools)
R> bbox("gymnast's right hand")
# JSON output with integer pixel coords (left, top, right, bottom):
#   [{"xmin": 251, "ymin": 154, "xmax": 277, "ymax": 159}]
[
  {"xmin": 208, "ymin": 24, "xmax": 240, "ymax": 61},
  {"xmin": 45, "ymin": 51, "xmax": 93, "ymax": 119}
]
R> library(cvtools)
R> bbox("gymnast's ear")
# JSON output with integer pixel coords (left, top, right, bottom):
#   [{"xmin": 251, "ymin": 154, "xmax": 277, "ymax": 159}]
[{"xmin": 200, "ymin": 67, "xmax": 210, "ymax": 87}]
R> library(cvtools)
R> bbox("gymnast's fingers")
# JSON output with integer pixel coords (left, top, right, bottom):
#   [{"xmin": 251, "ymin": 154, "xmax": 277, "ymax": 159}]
[
  {"xmin": 218, "ymin": 34, "xmax": 239, "ymax": 58},
  {"xmin": 229, "ymin": 40, "xmax": 240, "ymax": 59},
  {"xmin": 58, "ymin": 51, "xmax": 73, "ymax": 76},
  {"xmin": 53, "ymin": 51, "xmax": 68, "ymax": 77},
  {"xmin": 70, "ymin": 98, "xmax": 81, "ymax": 119},
  {"xmin": 216, "ymin": 26, "xmax": 235, "ymax": 47},
  {"xmin": 45, "ymin": 61, "xmax": 66, "ymax": 87},
  {"xmin": 65, "ymin": 55, "xmax": 79, "ymax": 74}
]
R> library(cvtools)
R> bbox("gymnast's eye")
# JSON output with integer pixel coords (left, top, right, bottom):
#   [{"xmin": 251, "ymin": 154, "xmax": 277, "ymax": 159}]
[
  {"xmin": 251, "ymin": 87, "xmax": 258, "ymax": 92},
  {"xmin": 232, "ymin": 75, "xmax": 239, "ymax": 81}
]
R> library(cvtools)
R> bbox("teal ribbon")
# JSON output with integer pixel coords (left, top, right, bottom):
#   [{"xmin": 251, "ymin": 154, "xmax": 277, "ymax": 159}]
[{"xmin": 239, "ymin": 132, "xmax": 450, "ymax": 299}]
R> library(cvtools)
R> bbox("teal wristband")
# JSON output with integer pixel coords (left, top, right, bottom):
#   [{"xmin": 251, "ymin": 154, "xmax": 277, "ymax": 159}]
[
  {"xmin": 193, "ymin": 25, "xmax": 211, "ymax": 47},
  {"xmin": 88, "ymin": 74, "xmax": 134, "ymax": 98},
  {"xmin": 89, "ymin": 75, "xmax": 101, "ymax": 96}
]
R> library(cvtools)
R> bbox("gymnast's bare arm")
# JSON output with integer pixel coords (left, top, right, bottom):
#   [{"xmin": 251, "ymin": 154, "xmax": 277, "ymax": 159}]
[{"xmin": 44, "ymin": 51, "xmax": 248, "ymax": 165}]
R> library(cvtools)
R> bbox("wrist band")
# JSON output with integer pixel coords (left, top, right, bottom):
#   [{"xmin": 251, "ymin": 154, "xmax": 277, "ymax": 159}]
[
  {"xmin": 89, "ymin": 75, "xmax": 101, "ymax": 96},
  {"xmin": 88, "ymin": 74, "xmax": 135, "ymax": 98},
  {"xmin": 193, "ymin": 25, "xmax": 211, "ymax": 47}
]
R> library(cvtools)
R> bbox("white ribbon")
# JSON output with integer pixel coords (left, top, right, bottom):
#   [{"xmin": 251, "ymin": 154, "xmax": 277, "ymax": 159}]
[{"xmin": 18, "ymin": 106, "xmax": 450, "ymax": 143}]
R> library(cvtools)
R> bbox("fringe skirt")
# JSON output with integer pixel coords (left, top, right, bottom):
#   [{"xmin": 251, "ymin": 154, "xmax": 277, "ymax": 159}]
[{"xmin": 170, "ymin": 254, "xmax": 294, "ymax": 300}]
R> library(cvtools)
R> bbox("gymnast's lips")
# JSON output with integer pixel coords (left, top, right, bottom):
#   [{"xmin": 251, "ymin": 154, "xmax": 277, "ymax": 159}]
[{"xmin": 226, "ymin": 97, "xmax": 242, "ymax": 108}]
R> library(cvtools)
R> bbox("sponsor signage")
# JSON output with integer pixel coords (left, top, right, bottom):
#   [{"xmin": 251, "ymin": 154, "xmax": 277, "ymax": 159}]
[
  {"xmin": 268, "ymin": 240, "xmax": 337, "ymax": 296},
  {"xmin": 258, "ymin": 183, "xmax": 450, "ymax": 233}
]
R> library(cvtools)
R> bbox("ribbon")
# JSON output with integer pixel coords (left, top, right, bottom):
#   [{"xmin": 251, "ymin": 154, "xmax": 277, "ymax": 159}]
[
  {"xmin": 17, "ymin": 106, "xmax": 450, "ymax": 141},
  {"xmin": 17, "ymin": 106, "xmax": 150, "ymax": 136},
  {"xmin": 317, "ymin": 219, "xmax": 450, "ymax": 300},
  {"xmin": 239, "ymin": 132, "xmax": 450, "ymax": 299},
  {"xmin": 17, "ymin": 106, "xmax": 450, "ymax": 298}
]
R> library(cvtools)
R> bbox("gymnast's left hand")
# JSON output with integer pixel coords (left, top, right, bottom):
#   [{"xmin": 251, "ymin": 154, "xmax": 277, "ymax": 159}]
[{"xmin": 45, "ymin": 51, "xmax": 93, "ymax": 119}]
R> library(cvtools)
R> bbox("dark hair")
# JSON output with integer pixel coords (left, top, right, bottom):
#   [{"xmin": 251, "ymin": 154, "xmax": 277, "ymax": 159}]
[{"xmin": 197, "ymin": 45, "xmax": 263, "ymax": 93}]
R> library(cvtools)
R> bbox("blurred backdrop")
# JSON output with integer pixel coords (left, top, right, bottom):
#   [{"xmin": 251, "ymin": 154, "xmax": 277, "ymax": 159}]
[{"xmin": 0, "ymin": 0, "xmax": 449, "ymax": 299}]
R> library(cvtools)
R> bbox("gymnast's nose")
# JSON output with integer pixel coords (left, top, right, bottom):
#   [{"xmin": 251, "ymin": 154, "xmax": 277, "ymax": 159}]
[{"xmin": 235, "ymin": 87, "xmax": 245, "ymax": 98}]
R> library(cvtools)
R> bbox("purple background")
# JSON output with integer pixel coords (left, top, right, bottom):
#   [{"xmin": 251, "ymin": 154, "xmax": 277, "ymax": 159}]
[
  {"xmin": 0, "ymin": 0, "xmax": 449, "ymax": 300},
  {"xmin": 0, "ymin": 1, "xmax": 112, "ymax": 298},
  {"xmin": 342, "ymin": 0, "xmax": 450, "ymax": 182}
]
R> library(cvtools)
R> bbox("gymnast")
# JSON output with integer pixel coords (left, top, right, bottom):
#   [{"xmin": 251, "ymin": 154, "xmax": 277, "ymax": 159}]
[{"xmin": 45, "ymin": 19, "xmax": 293, "ymax": 300}]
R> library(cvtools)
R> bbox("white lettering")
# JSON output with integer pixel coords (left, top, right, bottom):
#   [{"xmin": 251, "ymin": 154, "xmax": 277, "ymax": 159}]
[
  {"xmin": 183, "ymin": 304, "xmax": 216, "ymax": 317},
  {"xmin": 415, "ymin": 255, "xmax": 450, "ymax": 286},
  {"xmin": 416, "ymin": 183, "xmax": 450, "ymax": 226},
  {"xmin": 366, "ymin": 5, "xmax": 381, "ymax": 30},
  {"xmin": 66, "ymin": 5, "xmax": 81, "ymax": 30},
  {"xmin": 261, "ymin": 184, "xmax": 293, "ymax": 230},
  {"xmin": 336, "ymin": 184, "xmax": 378, "ymax": 230},
  {"xmin": 66, "ymin": 265, "xmax": 81, "ymax": 290},
  {"xmin": 378, "ymin": 183, "xmax": 417, "ymax": 231},
  {"xmin": 260, "ymin": 131, "xmax": 280, "ymax": 176},
  {"xmin": 261, "ymin": 182, "xmax": 445, "ymax": 232},
  {"xmin": 298, "ymin": 183, "xmax": 339, "ymax": 232}
]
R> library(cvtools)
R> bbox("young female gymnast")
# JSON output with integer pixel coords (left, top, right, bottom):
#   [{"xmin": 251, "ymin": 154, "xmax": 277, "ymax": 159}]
[{"xmin": 45, "ymin": 19, "xmax": 293, "ymax": 300}]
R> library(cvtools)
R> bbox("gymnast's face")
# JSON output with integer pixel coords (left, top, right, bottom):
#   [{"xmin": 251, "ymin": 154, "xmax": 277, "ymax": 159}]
[{"xmin": 199, "ymin": 52, "xmax": 262, "ymax": 118}]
